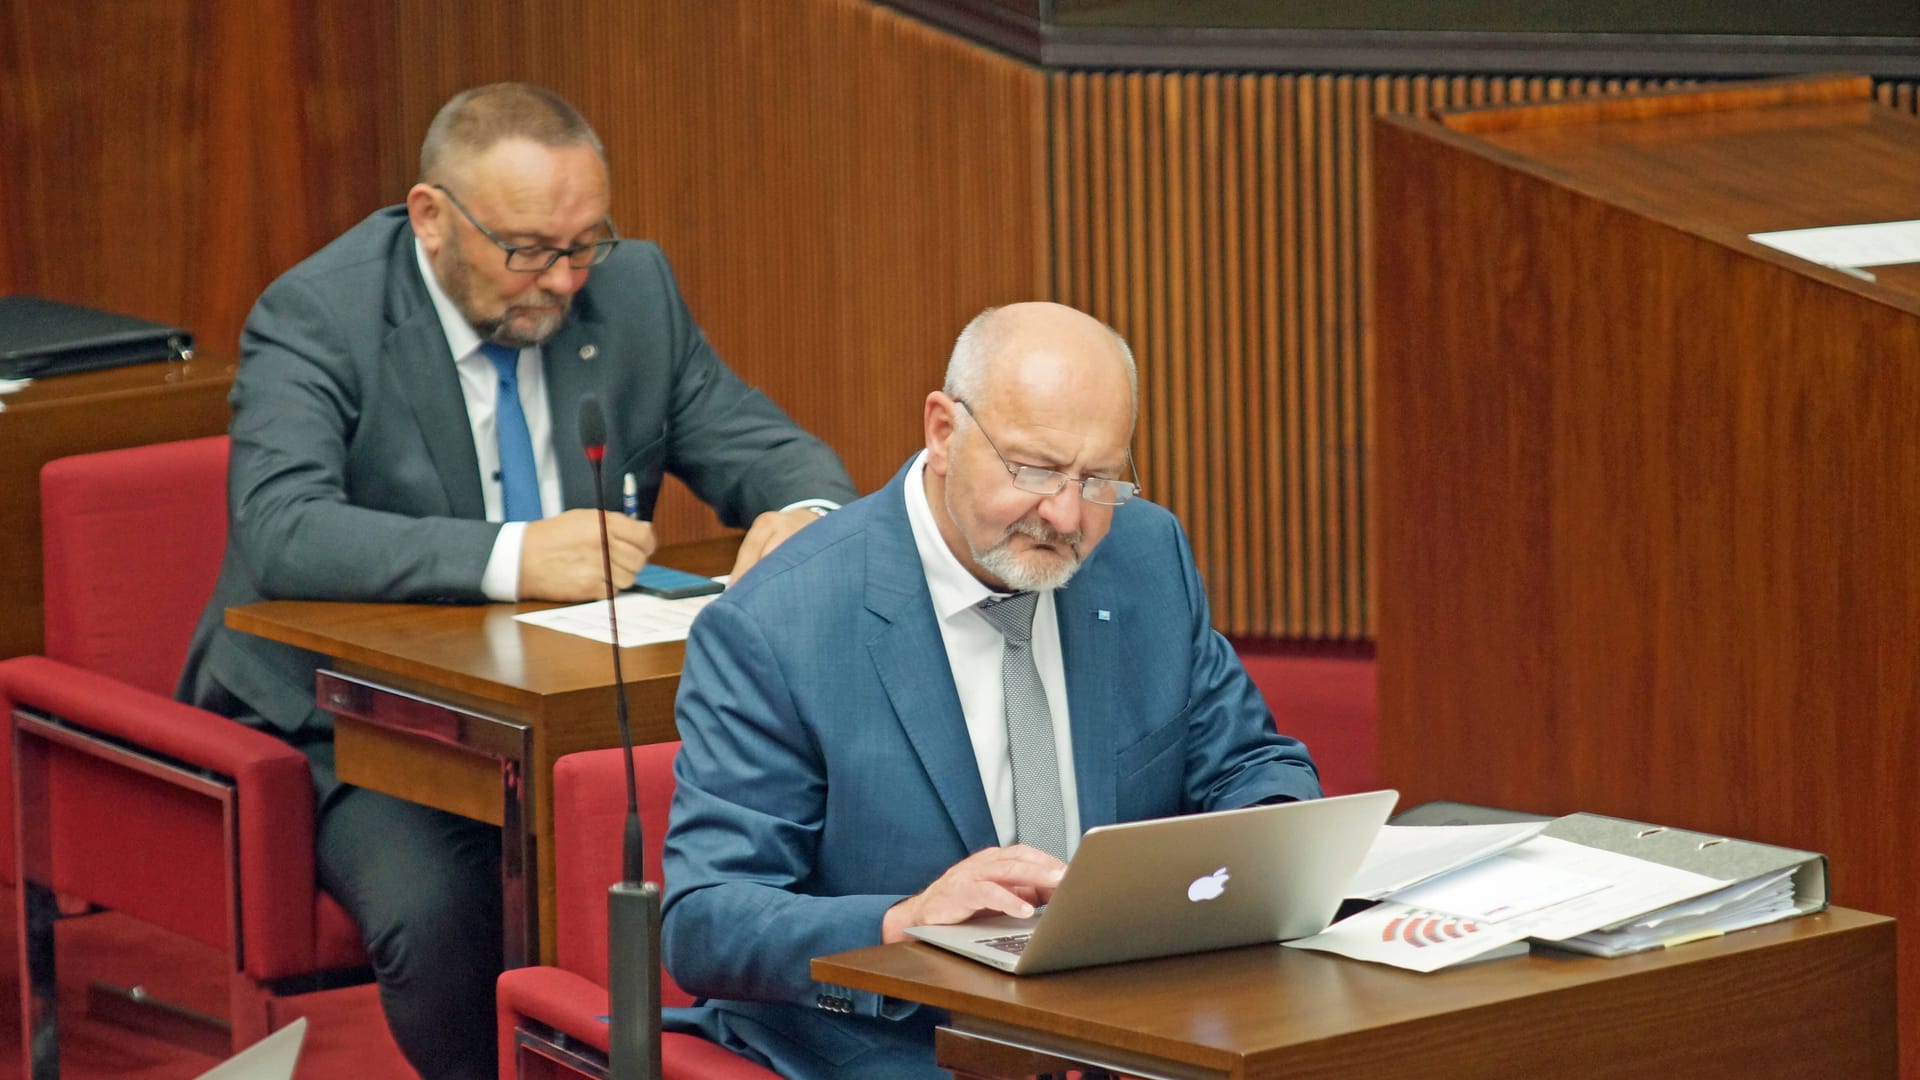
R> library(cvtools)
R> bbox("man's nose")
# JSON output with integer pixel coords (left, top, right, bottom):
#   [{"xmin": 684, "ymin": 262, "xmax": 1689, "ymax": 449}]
[
  {"xmin": 538, "ymin": 259, "xmax": 586, "ymax": 296},
  {"xmin": 1037, "ymin": 482, "xmax": 1084, "ymax": 534}
]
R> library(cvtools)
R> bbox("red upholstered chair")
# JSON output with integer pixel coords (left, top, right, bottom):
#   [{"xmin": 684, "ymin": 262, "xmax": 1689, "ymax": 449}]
[
  {"xmin": 498, "ymin": 740, "xmax": 779, "ymax": 1079},
  {"xmin": 0, "ymin": 436, "xmax": 369, "ymax": 1075}
]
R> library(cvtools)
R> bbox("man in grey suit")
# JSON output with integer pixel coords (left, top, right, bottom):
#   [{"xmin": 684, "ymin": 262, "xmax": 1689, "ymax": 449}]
[
  {"xmin": 177, "ymin": 83, "xmax": 853, "ymax": 1078},
  {"xmin": 660, "ymin": 302, "xmax": 1320, "ymax": 1078}
]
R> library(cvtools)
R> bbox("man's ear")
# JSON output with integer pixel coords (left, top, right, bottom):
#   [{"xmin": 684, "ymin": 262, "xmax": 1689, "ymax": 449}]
[
  {"xmin": 405, "ymin": 184, "xmax": 446, "ymax": 254},
  {"xmin": 924, "ymin": 392, "xmax": 960, "ymax": 476}
]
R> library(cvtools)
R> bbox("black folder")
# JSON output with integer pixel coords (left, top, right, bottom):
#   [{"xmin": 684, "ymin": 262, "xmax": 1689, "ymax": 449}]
[{"xmin": 0, "ymin": 295, "xmax": 194, "ymax": 379}]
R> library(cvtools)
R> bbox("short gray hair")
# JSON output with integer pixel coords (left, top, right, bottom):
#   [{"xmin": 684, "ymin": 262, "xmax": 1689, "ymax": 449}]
[
  {"xmin": 942, "ymin": 306, "xmax": 1138, "ymax": 416},
  {"xmin": 419, "ymin": 82, "xmax": 606, "ymax": 186}
]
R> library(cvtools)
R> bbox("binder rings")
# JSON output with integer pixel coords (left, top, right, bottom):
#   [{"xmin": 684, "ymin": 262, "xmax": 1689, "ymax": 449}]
[{"xmin": 0, "ymin": 295, "xmax": 193, "ymax": 379}]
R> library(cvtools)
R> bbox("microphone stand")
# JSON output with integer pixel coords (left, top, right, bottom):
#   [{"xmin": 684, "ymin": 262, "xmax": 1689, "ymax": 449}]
[{"xmin": 581, "ymin": 397, "xmax": 662, "ymax": 1080}]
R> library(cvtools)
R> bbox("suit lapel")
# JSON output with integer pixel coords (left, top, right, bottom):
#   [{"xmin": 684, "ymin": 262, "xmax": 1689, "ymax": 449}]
[
  {"xmin": 864, "ymin": 473, "xmax": 1000, "ymax": 853},
  {"xmin": 1059, "ymin": 576, "xmax": 1121, "ymax": 832},
  {"xmin": 543, "ymin": 318, "xmax": 603, "ymax": 510},
  {"xmin": 382, "ymin": 241, "xmax": 486, "ymax": 520}
]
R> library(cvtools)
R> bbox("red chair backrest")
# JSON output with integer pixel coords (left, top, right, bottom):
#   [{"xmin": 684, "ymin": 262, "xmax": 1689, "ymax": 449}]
[
  {"xmin": 40, "ymin": 436, "xmax": 230, "ymax": 696},
  {"xmin": 552, "ymin": 740, "xmax": 694, "ymax": 1007}
]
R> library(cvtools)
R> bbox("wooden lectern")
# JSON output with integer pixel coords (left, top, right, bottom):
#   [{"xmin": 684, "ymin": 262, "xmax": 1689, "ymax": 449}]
[{"xmin": 1373, "ymin": 73, "xmax": 1920, "ymax": 1075}]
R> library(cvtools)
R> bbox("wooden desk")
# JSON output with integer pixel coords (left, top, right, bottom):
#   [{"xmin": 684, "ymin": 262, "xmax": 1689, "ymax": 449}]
[
  {"xmin": 815, "ymin": 908, "xmax": 1896, "ymax": 1079},
  {"xmin": 225, "ymin": 536, "xmax": 736, "ymax": 965},
  {"xmin": 0, "ymin": 356, "xmax": 234, "ymax": 660}
]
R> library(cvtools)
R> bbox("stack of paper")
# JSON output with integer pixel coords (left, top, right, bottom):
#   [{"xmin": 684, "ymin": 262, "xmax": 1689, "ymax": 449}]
[
  {"xmin": 1557, "ymin": 869, "xmax": 1799, "ymax": 958},
  {"xmin": 1290, "ymin": 814, "xmax": 1826, "ymax": 973}
]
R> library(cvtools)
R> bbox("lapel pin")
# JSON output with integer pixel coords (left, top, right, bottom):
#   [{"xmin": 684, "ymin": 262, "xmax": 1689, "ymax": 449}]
[
  {"xmin": 1097, "ymin": 609, "xmax": 1111, "ymax": 621},
  {"xmin": 579, "ymin": 343, "xmax": 598, "ymax": 361}
]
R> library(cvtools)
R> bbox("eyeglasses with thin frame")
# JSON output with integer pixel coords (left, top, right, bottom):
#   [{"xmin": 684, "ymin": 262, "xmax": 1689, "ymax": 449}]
[
  {"xmin": 954, "ymin": 399, "xmax": 1140, "ymax": 507},
  {"xmin": 433, "ymin": 184, "xmax": 620, "ymax": 273}
]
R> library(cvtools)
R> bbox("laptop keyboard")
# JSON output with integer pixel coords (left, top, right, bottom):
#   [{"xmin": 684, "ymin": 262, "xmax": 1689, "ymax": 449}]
[{"xmin": 978, "ymin": 933, "xmax": 1034, "ymax": 955}]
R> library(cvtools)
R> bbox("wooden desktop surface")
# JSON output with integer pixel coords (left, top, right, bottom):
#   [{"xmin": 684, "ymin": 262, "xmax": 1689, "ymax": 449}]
[
  {"xmin": 816, "ymin": 907, "xmax": 1895, "ymax": 1079},
  {"xmin": 225, "ymin": 535, "xmax": 737, "ymax": 961}
]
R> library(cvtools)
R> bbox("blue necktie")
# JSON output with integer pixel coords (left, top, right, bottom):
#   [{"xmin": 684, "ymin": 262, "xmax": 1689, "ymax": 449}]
[{"xmin": 481, "ymin": 343, "xmax": 541, "ymax": 522}]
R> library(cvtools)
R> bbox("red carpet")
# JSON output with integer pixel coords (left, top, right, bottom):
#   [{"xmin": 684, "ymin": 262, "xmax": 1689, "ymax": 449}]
[{"xmin": 0, "ymin": 644, "xmax": 1375, "ymax": 1078}]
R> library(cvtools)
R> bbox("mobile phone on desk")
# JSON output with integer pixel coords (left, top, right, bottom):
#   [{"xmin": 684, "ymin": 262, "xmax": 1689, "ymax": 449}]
[{"xmin": 630, "ymin": 562, "xmax": 726, "ymax": 600}]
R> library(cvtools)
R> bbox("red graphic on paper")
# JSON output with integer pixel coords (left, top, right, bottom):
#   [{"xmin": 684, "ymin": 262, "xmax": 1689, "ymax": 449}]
[{"xmin": 1380, "ymin": 909, "xmax": 1486, "ymax": 948}]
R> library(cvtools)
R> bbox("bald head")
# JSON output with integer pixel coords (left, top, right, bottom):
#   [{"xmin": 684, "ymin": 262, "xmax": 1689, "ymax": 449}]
[
  {"xmin": 943, "ymin": 302, "xmax": 1137, "ymax": 426},
  {"xmin": 925, "ymin": 303, "xmax": 1139, "ymax": 592}
]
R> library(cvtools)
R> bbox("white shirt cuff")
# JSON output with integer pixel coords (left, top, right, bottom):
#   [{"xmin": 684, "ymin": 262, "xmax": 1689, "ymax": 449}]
[
  {"xmin": 483, "ymin": 522, "xmax": 528, "ymax": 601},
  {"xmin": 780, "ymin": 498, "xmax": 842, "ymax": 515}
]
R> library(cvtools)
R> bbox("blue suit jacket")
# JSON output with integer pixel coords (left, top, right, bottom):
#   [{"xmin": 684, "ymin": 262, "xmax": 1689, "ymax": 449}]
[{"xmin": 661, "ymin": 458, "xmax": 1320, "ymax": 1074}]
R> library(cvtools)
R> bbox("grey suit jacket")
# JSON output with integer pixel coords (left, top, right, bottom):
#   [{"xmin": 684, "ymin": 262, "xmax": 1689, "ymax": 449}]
[
  {"xmin": 179, "ymin": 206, "xmax": 854, "ymax": 745},
  {"xmin": 660, "ymin": 458, "xmax": 1320, "ymax": 1077}
]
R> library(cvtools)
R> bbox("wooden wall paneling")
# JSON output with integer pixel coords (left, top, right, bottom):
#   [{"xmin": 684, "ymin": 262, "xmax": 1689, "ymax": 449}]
[
  {"xmin": 1051, "ymin": 69, "xmax": 1384, "ymax": 638},
  {"xmin": 2, "ymin": 1, "xmax": 398, "ymax": 359},
  {"xmin": 1372, "ymin": 85, "xmax": 1920, "ymax": 1072},
  {"xmin": 388, "ymin": 0, "xmax": 1050, "ymax": 543}
]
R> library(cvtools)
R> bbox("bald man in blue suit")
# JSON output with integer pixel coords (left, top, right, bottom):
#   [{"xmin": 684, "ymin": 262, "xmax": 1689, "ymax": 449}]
[{"xmin": 662, "ymin": 302, "xmax": 1320, "ymax": 1078}]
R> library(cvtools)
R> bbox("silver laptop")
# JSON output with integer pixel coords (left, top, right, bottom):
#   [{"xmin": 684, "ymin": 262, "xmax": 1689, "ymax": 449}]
[
  {"xmin": 907, "ymin": 789, "xmax": 1397, "ymax": 975},
  {"xmin": 194, "ymin": 1017, "xmax": 307, "ymax": 1080}
]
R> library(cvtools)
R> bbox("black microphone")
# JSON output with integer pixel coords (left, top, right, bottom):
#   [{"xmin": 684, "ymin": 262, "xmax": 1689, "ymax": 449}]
[{"xmin": 580, "ymin": 395, "xmax": 662, "ymax": 1080}]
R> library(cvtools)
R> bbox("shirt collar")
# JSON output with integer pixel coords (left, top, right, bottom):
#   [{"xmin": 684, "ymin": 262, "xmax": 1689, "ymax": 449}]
[
  {"xmin": 903, "ymin": 450, "xmax": 1007, "ymax": 621},
  {"xmin": 414, "ymin": 235, "xmax": 486, "ymax": 363}
]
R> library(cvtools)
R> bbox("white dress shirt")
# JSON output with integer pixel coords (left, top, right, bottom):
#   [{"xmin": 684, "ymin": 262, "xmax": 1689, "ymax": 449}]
[
  {"xmin": 416, "ymin": 239, "xmax": 560, "ymax": 600},
  {"xmin": 415, "ymin": 238, "xmax": 841, "ymax": 600},
  {"xmin": 902, "ymin": 450, "xmax": 1082, "ymax": 856}
]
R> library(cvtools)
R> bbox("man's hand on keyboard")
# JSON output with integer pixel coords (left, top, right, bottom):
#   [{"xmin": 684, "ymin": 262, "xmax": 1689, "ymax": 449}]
[{"xmin": 880, "ymin": 844, "xmax": 1066, "ymax": 944}]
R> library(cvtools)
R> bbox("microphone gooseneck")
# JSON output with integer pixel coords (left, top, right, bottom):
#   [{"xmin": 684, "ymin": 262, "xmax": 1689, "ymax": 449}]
[
  {"xmin": 578, "ymin": 395, "xmax": 643, "ymax": 885},
  {"xmin": 582, "ymin": 394, "xmax": 664, "ymax": 1080}
]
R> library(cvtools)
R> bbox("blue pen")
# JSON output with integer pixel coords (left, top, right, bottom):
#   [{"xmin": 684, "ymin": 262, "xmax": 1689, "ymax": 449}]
[{"xmin": 622, "ymin": 472, "xmax": 639, "ymax": 519}]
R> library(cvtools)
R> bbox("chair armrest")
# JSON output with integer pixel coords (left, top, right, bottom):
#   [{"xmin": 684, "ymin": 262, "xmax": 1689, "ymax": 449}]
[
  {"xmin": 0, "ymin": 655, "xmax": 321, "ymax": 977},
  {"xmin": 498, "ymin": 965, "xmax": 612, "ymax": 1053}
]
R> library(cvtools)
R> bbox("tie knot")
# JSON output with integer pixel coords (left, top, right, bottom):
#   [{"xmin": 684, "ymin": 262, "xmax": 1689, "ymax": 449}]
[
  {"xmin": 976, "ymin": 591, "xmax": 1039, "ymax": 643},
  {"xmin": 480, "ymin": 343, "xmax": 519, "ymax": 384}
]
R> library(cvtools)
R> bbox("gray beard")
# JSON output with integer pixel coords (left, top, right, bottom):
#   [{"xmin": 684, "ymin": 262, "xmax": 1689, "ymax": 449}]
[
  {"xmin": 950, "ymin": 489, "xmax": 1086, "ymax": 592},
  {"xmin": 439, "ymin": 232, "xmax": 572, "ymax": 347},
  {"xmin": 473, "ymin": 298, "xmax": 569, "ymax": 348}
]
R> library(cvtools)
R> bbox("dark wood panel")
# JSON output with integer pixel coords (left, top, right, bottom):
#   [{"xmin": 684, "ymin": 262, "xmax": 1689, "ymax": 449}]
[
  {"xmin": 1, "ymin": 1, "xmax": 401, "ymax": 359},
  {"xmin": 881, "ymin": 1, "xmax": 1920, "ymax": 77},
  {"xmin": 1373, "ymin": 77, "xmax": 1920, "ymax": 1076}
]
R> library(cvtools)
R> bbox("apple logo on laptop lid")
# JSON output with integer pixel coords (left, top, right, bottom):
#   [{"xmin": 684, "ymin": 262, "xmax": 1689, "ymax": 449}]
[{"xmin": 1187, "ymin": 867, "xmax": 1230, "ymax": 902}]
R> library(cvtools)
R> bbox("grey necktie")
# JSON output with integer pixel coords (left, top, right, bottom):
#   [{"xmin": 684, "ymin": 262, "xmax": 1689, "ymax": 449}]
[{"xmin": 976, "ymin": 592, "xmax": 1069, "ymax": 861}]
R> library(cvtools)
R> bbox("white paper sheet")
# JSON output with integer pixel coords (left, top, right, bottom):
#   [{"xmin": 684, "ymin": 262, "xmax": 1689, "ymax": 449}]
[
  {"xmin": 1347, "ymin": 822, "xmax": 1550, "ymax": 900},
  {"xmin": 1287, "ymin": 835, "xmax": 1726, "ymax": 972},
  {"xmin": 1389, "ymin": 851, "xmax": 1609, "ymax": 923},
  {"xmin": 1749, "ymin": 218, "xmax": 1920, "ymax": 269},
  {"xmin": 513, "ymin": 590, "xmax": 720, "ymax": 646}
]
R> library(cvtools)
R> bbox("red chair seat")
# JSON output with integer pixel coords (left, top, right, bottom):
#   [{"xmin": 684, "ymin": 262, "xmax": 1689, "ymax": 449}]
[
  {"xmin": 497, "ymin": 741, "xmax": 778, "ymax": 1079},
  {"xmin": 7, "ymin": 436, "xmax": 369, "ymax": 1076}
]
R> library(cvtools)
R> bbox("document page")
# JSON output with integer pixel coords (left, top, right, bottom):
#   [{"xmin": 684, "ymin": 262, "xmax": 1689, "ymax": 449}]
[
  {"xmin": 1749, "ymin": 218, "xmax": 1920, "ymax": 269},
  {"xmin": 1346, "ymin": 822, "xmax": 1549, "ymax": 900},
  {"xmin": 513, "ymin": 591, "xmax": 720, "ymax": 647},
  {"xmin": 1287, "ymin": 836, "xmax": 1725, "ymax": 973}
]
